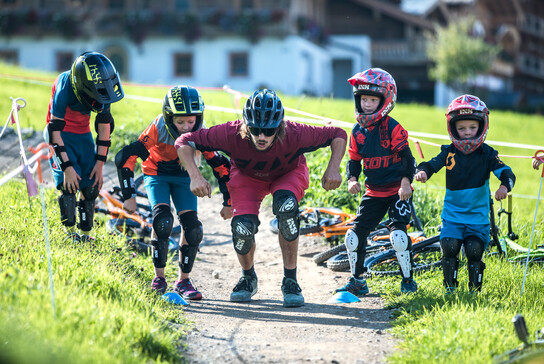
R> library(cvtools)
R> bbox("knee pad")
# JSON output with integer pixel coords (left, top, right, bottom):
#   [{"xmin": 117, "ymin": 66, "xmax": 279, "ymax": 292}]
[
  {"xmin": 465, "ymin": 236, "xmax": 485, "ymax": 291},
  {"xmin": 77, "ymin": 186, "xmax": 99, "ymax": 231},
  {"xmin": 152, "ymin": 204, "xmax": 174, "ymax": 240},
  {"xmin": 178, "ymin": 211, "xmax": 203, "ymax": 273},
  {"xmin": 464, "ymin": 236, "xmax": 484, "ymax": 262},
  {"xmin": 80, "ymin": 185, "xmax": 100, "ymax": 201},
  {"xmin": 178, "ymin": 211, "xmax": 203, "ymax": 247},
  {"xmin": 231, "ymin": 214, "xmax": 259, "ymax": 255},
  {"xmin": 440, "ymin": 238, "xmax": 462, "ymax": 288},
  {"xmin": 390, "ymin": 229, "xmax": 412, "ymax": 279},
  {"xmin": 345, "ymin": 228, "xmax": 368, "ymax": 276},
  {"xmin": 272, "ymin": 190, "xmax": 299, "ymax": 242},
  {"xmin": 151, "ymin": 239, "xmax": 169, "ymax": 268},
  {"xmin": 77, "ymin": 199, "xmax": 95, "ymax": 231},
  {"xmin": 58, "ymin": 192, "xmax": 76, "ymax": 227}
]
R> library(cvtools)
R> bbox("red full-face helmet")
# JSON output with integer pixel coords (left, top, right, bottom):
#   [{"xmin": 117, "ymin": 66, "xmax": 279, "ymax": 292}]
[
  {"xmin": 348, "ymin": 68, "xmax": 397, "ymax": 128},
  {"xmin": 446, "ymin": 94, "xmax": 489, "ymax": 154}
]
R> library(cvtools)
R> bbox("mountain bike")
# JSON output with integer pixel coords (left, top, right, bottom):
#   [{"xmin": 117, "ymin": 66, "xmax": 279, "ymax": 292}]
[
  {"xmin": 489, "ymin": 193, "xmax": 544, "ymax": 264},
  {"xmin": 494, "ymin": 314, "xmax": 544, "ymax": 364},
  {"xmin": 306, "ymin": 199, "xmax": 425, "ymax": 267},
  {"xmin": 95, "ymin": 175, "xmax": 180, "ymax": 254}
]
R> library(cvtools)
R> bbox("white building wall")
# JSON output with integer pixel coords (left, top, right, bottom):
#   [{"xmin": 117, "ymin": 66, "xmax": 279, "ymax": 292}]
[{"xmin": 1, "ymin": 35, "xmax": 355, "ymax": 97}]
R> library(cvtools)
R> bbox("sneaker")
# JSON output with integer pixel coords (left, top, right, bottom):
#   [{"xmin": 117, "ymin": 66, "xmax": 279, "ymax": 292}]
[
  {"xmin": 151, "ymin": 276, "xmax": 168, "ymax": 295},
  {"xmin": 230, "ymin": 275, "xmax": 258, "ymax": 302},
  {"xmin": 401, "ymin": 277, "xmax": 418, "ymax": 293},
  {"xmin": 445, "ymin": 286, "xmax": 457, "ymax": 295},
  {"xmin": 334, "ymin": 276, "xmax": 369, "ymax": 297},
  {"xmin": 281, "ymin": 277, "xmax": 305, "ymax": 307},
  {"xmin": 80, "ymin": 234, "xmax": 95, "ymax": 243},
  {"xmin": 65, "ymin": 231, "xmax": 81, "ymax": 243},
  {"xmin": 174, "ymin": 278, "xmax": 203, "ymax": 300}
]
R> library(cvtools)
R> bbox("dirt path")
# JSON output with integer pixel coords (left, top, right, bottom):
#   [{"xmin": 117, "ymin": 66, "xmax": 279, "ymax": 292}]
[
  {"xmin": 179, "ymin": 193, "xmax": 398, "ymax": 364},
  {"xmin": 0, "ymin": 129, "xmax": 399, "ymax": 364}
]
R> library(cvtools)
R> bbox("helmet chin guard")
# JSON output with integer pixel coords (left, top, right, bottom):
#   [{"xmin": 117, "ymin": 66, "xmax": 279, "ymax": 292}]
[
  {"xmin": 348, "ymin": 68, "xmax": 397, "ymax": 128},
  {"xmin": 446, "ymin": 94, "xmax": 489, "ymax": 154}
]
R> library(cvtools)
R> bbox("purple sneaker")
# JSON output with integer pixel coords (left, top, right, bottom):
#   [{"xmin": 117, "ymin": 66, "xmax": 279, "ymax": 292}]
[
  {"xmin": 151, "ymin": 276, "xmax": 167, "ymax": 295},
  {"xmin": 174, "ymin": 278, "xmax": 203, "ymax": 300}
]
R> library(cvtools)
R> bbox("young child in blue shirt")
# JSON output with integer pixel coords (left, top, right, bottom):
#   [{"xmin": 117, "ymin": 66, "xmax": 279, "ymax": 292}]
[{"xmin": 415, "ymin": 94, "xmax": 515, "ymax": 292}]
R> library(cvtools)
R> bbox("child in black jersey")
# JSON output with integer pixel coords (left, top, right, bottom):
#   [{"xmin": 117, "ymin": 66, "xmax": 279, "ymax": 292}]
[
  {"xmin": 415, "ymin": 94, "xmax": 515, "ymax": 293},
  {"xmin": 334, "ymin": 68, "xmax": 418, "ymax": 296}
]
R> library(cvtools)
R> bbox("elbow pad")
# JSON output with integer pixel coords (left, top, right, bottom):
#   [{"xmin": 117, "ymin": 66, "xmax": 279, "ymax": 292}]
[
  {"xmin": 49, "ymin": 118, "xmax": 66, "ymax": 132},
  {"xmin": 499, "ymin": 169, "xmax": 516, "ymax": 192},
  {"xmin": 95, "ymin": 113, "xmax": 115, "ymax": 134},
  {"xmin": 347, "ymin": 160, "xmax": 362, "ymax": 181},
  {"xmin": 117, "ymin": 167, "xmax": 136, "ymax": 200},
  {"xmin": 398, "ymin": 148, "xmax": 416, "ymax": 183},
  {"xmin": 114, "ymin": 140, "xmax": 150, "ymax": 168}
]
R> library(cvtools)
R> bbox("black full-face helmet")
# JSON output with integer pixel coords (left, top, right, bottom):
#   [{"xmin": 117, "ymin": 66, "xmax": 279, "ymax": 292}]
[
  {"xmin": 243, "ymin": 89, "xmax": 284, "ymax": 129},
  {"xmin": 70, "ymin": 51, "xmax": 124, "ymax": 112},
  {"xmin": 162, "ymin": 85, "xmax": 205, "ymax": 139}
]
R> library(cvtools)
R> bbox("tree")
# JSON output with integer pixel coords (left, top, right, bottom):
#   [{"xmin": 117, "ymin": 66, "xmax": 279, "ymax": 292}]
[{"xmin": 426, "ymin": 17, "xmax": 499, "ymax": 89}]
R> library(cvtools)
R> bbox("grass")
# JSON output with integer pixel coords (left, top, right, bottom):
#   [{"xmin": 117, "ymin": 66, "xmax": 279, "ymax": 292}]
[
  {"xmin": 1, "ymin": 63, "xmax": 544, "ymax": 363},
  {"xmin": 0, "ymin": 182, "xmax": 188, "ymax": 363}
]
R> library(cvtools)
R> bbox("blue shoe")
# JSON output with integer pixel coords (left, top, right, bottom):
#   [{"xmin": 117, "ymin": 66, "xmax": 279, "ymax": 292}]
[
  {"xmin": 401, "ymin": 277, "xmax": 418, "ymax": 293},
  {"xmin": 281, "ymin": 278, "xmax": 305, "ymax": 307},
  {"xmin": 445, "ymin": 286, "xmax": 457, "ymax": 295},
  {"xmin": 230, "ymin": 275, "xmax": 258, "ymax": 302},
  {"xmin": 334, "ymin": 276, "xmax": 369, "ymax": 297}
]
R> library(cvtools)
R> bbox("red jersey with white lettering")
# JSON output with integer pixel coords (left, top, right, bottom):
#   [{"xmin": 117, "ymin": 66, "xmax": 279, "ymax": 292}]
[{"xmin": 348, "ymin": 116, "xmax": 410, "ymax": 197}]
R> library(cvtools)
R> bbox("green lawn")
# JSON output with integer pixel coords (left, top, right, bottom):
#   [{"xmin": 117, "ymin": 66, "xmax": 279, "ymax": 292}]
[{"xmin": 1, "ymin": 63, "xmax": 544, "ymax": 363}]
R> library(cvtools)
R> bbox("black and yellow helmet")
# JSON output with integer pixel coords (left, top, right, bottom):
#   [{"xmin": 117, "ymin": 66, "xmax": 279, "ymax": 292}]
[
  {"xmin": 163, "ymin": 85, "xmax": 205, "ymax": 139},
  {"xmin": 70, "ymin": 51, "xmax": 124, "ymax": 112}
]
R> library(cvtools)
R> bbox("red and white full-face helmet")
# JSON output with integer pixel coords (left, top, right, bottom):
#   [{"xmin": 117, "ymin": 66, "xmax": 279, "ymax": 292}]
[
  {"xmin": 348, "ymin": 68, "xmax": 397, "ymax": 128},
  {"xmin": 446, "ymin": 94, "xmax": 489, "ymax": 154}
]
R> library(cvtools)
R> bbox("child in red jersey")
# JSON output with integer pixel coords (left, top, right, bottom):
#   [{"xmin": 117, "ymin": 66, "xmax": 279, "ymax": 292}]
[{"xmin": 334, "ymin": 68, "xmax": 418, "ymax": 296}]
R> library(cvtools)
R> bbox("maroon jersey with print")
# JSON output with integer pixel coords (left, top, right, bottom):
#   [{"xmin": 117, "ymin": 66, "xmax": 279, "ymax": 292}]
[{"xmin": 175, "ymin": 120, "xmax": 347, "ymax": 182}]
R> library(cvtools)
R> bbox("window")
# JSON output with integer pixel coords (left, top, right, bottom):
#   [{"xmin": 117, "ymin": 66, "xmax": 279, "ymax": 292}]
[
  {"xmin": 107, "ymin": 0, "xmax": 124, "ymax": 10},
  {"xmin": 174, "ymin": 53, "xmax": 193, "ymax": 77},
  {"xmin": 0, "ymin": 50, "xmax": 18, "ymax": 65},
  {"xmin": 175, "ymin": 0, "xmax": 190, "ymax": 11},
  {"xmin": 241, "ymin": 0, "xmax": 253, "ymax": 10},
  {"xmin": 56, "ymin": 51, "xmax": 74, "ymax": 72},
  {"xmin": 1, "ymin": 0, "xmax": 18, "ymax": 6},
  {"xmin": 230, "ymin": 52, "xmax": 248, "ymax": 77}
]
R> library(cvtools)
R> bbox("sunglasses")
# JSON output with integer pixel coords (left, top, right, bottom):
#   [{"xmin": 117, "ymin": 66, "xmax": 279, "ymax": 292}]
[{"xmin": 249, "ymin": 127, "xmax": 277, "ymax": 137}]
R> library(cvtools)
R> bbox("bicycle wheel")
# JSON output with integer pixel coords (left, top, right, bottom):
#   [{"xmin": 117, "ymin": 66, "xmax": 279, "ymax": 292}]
[
  {"xmin": 495, "ymin": 346, "xmax": 544, "ymax": 364},
  {"xmin": 364, "ymin": 235, "xmax": 441, "ymax": 277},
  {"xmin": 326, "ymin": 242, "xmax": 392, "ymax": 271},
  {"xmin": 313, "ymin": 243, "xmax": 346, "ymax": 264}
]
